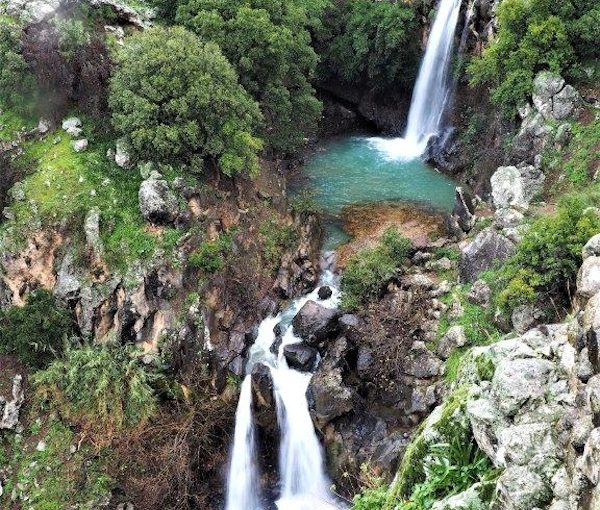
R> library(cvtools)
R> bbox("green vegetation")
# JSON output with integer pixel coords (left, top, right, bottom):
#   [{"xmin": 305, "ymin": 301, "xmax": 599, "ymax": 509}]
[
  {"xmin": 176, "ymin": 0, "xmax": 322, "ymax": 152},
  {"xmin": 33, "ymin": 345, "xmax": 160, "ymax": 438},
  {"xmin": 490, "ymin": 192, "xmax": 600, "ymax": 315},
  {"xmin": 341, "ymin": 228, "xmax": 412, "ymax": 310},
  {"xmin": 0, "ymin": 417, "xmax": 115, "ymax": 509},
  {"xmin": 469, "ymin": 0, "xmax": 600, "ymax": 114},
  {"xmin": 188, "ymin": 230, "xmax": 237, "ymax": 273},
  {"xmin": 109, "ymin": 26, "xmax": 263, "ymax": 176},
  {"xmin": 319, "ymin": 0, "xmax": 419, "ymax": 90},
  {"xmin": 259, "ymin": 218, "xmax": 297, "ymax": 265},
  {"xmin": 290, "ymin": 189, "xmax": 322, "ymax": 216},
  {"xmin": 0, "ymin": 290, "xmax": 75, "ymax": 369}
]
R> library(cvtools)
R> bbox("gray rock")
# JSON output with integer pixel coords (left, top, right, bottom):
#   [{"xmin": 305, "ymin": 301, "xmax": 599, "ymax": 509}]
[
  {"xmin": 356, "ymin": 346, "xmax": 374, "ymax": 379},
  {"xmin": 511, "ymin": 305, "xmax": 544, "ymax": 334},
  {"xmin": 496, "ymin": 466, "xmax": 551, "ymax": 510},
  {"xmin": 496, "ymin": 422, "xmax": 558, "ymax": 471},
  {"xmin": 339, "ymin": 314, "xmax": 361, "ymax": 335},
  {"xmin": 6, "ymin": 0, "xmax": 60, "ymax": 23},
  {"xmin": 459, "ymin": 227, "xmax": 516, "ymax": 283},
  {"xmin": 582, "ymin": 234, "xmax": 600, "ymax": 260},
  {"xmin": 38, "ymin": 118, "xmax": 51, "ymax": 135},
  {"xmin": 71, "ymin": 139, "xmax": 88, "ymax": 152},
  {"xmin": 533, "ymin": 73, "xmax": 566, "ymax": 119},
  {"xmin": 0, "ymin": 375, "xmax": 24, "ymax": 430},
  {"xmin": 292, "ymin": 301, "xmax": 339, "ymax": 345},
  {"xmin": 552, "ymin": 85, "xmax": 581, "ymax": 120},
  {"xmin": 283, "ymin": 343, "xmax": 318, "ymax": 372},
  {"xmin": 466, "ymin": 280, "xmax": 491, "ymax": 307},
  {"xmin": 89, "ymin": 0, "xmax": 149, "ymax": 28},
  {"xmin": 84, "ymin": 207, "xmax": 104, "ymax": 258},
  {"xmin": 53, "ymin": 248, "xmax": 82, "ymax": 301},
  {"xmin": 494, "ymin": 208, "xmax": 524, "ymax": 229},
  {"xmin": 511, "ymin": 112, "xmax": 553, "ymax": 162},
  {"xmin": 491, "ymin": 358, "xmax": 554, "ymax": 416},
  {"xmin": 405, "ymin": 341, "xmax": 442, "ymax": 378},
  {"xmin": 139, "ymin": 177, "xmax": 178, "ymax": 225},
  {"xmin": 62, "ymin": 117, "xmax": 82, "ymax": 137},
  {"xmin": 490, "ymin": 165, "xmax": 545, "ymax": 211},
  {"xmin": 437, "ymin": 325, "xmax": 468, "ymax": 360},
  {"xmin": 576, "ymin": 428, "xmax": 600, "ymax": 485},
  {"xmin": 554, "ymin": 124, "xmax": 572, "ymax": 146},
  {"xmin": 431, "ymin": 483, "xmax": 485, "ymax": 510},
  {"xmin": 453, "ymin": 187, "xmax": 476, "ymax": 233},
  {"xmin": 586, "ymin": 375, "xmax": 600, "ymax": 416},
  {"xmin": 308, "ymin": 367, "xmax": 353, "ymax": 426},
  {"xmin": 401, "ymin": 273, "xmax": 436, "ymax": 290},
  {"xmin": 115, "ymin": 140, "xmax": 132, "ymax": 169},
  {"xmin": 577, "ymin": 256, "xmax": 600, "ymax": 299}
]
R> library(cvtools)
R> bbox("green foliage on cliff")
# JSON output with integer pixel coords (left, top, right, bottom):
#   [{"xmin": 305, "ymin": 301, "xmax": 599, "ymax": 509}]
[
  {"xmin": 468, "ymin": 0, "xmax": 600, "ymax": 114},
  {"xmin": 341, "ymin": 228, "xmax": 411, "ymax": 310},
  {"xmin": 0, "ymin": 21, "xmax": 36, "ymax": 113},
  {"xmin": 109, "ymin": 26, "xmax": 263, "ymax": 176},
  {"xmin": 33, "ymin": 345, "xmax": 159, "ymax": 438},
  {"xmin": 0, "ymin": 290, "xmax": 75, "ymax": 369},
  {"xmin": 175, "ymin": 0, "xmax": 322, "ymax": 153},
  {"xmin": 317, "ymin": 0, "xmax": 419, "ymax": 90},
  {"xmin": 493, "ymin": 192, "xmax": 600, "ymax": 314}
]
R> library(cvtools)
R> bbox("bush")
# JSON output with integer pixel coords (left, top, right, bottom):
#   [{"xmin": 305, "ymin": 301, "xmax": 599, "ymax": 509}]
[
  {"xmin": 341, "ymin": 228, "xmax": 411, "ymax": 310},
  {"xmin": 33, "ymin": 345, "xmax": 159, "ymax": 439},
  {"xmin": 0, "ymin": 290, "xmax": 75, "ymax": 369},
  {"xmin": 468, "ymin": 0, "xmax": 600, "ymax": 114},
  {"xmin": 109, "ymin": 26, "xmax": 263, "ymax": 176},
  {"xmin": 493, "ymin": 193, "xmax": 600, "ymax": 314},
  {"xmin": 317, "ymin": 0, "xmax": 420, "ymax": 91},
  {"xmin": 176, "ymin": 0, "xmax": 322, "ymax": 152},
  {"xmin": 189, "ymin": 241, "xmax": 226, "ymax": 273}
]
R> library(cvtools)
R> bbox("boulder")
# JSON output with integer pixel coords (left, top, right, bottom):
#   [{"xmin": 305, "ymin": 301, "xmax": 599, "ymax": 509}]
[
  {"xmin": 552, "ymin": 85, "xmax": 581, "ymax": 121},
  {"xmin": 115, "ymin": 140, "xmax": 132, "ymax": 169},
  {"xmin": 437, "ymin": 325, "xmax": 468, "ymax": 360},
  {"xmin": 84, "ymin": 207, "xmax": 104, "ymax": 259},
  {"xmin": 356, "ymin": 346, "xmax": 374, "ymax": 379},
  {"xmin": 339, "ymin": 314, "xmax": 361, "ymax": 336},
  {"xmin": 6, "ymin": 0, "xmax": 60, "ymax": 23},
  {"xmin": 0, "ymin": 375, "xmax": 25, "ymax": 430},
  {"xmin": 466, "ymin": 280, "xmax": 491, "ymax": 307},
  {"xmin": 404, "ymin": 342, "xmax": 442, "ymax": 378},
  {"xmin": 139, "ymin": 177, "xmax": 178, "ymax": 225},
  {"xmin": 496, "ymin": 466, "xmax": 551, "ymax": 510},
  {"xmin": 308, "ymin": 367, "xmax": 353, "ymax": 426},
  {"xmin": 582, "ymin": 234, "xmax": 600, "ymax": 260},
  {"xmin": 576, "ymin": 428, "xmax": 600, "ymax": 485},
  {"xmin": 318, "ymin": 286, "xmax": 333, "ymax": 300},
  {"xmin": 89, "ymin": 0, "xmax": 148, "ymax": 28},
  {"xmin": 283, "ymin": 343, "xmax": 318, "ymax": 372},
  {"xmin": 250, "ymin": 364, "xmax": 277, "ymax": 432},
  {"xmin": 62, "ymin": 117, "xmax": 82, "ymax": 137},
  {"xmin": 431, "ymin": 483, "xmax": 485, "ymax": 510},
  {"xmin": 452, "ymin": 187, "xmax": 476, "ymax": 233},
  {"xmin": 71, "ymin": 139, "xmax": 88, "ymax": 152},
  {"xmin": 494, "ymin": 208, "xmax": 524, "ymax": 229},
  {"xmin": 292, "ymin": 300, "xmax": 339, "ymax": 345},
  {"xmin": 511, "ymin": 112, "xmax": 552, "ymax": 162},
  {"xmin": 459, "ymin": 228, "xmax": 516, "ymax": 283},
  {"xmin": 511, "ymin": 305, "xmax": 544, "ymax": 334},
  {"xmin": 490, "ymin": 165, "xmax": 545, "ymax": 211},
  {"xmin": 577, "ymin": 256, "xmax": 600, "ymax": 300},
  {"xmin": 532, "ymin": 73, "xmax": 580, "ymax": 121}
]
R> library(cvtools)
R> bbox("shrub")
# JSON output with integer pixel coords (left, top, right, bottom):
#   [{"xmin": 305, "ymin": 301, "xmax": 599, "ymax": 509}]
[
  {"xmin": 290, "ymin": 189, "xmax": 322, "ymax": 216},
  {"xmin": 176, "ymin": 0, "xmax": 321, "ymax": 152},
  {"xmin": 188, "ymin": 241, "xmax": 226, "ymax": 273},
  {"xmin": 0, "ymin": 290, "xmax": 75, "ymax": 369},
  {"xmin": 33, "ymin": 345, "xmax": 160, "ymax": 439},
  {"xmin": 341, "ymin": 228, "xmax": 411, "ymax": 310},
  {"xmin": 259, "ymin": 219, "xmax": 297, "ymax": 265},
  {"xmin": 109, "ymin": 26, "xmax": 263, "ymax": 176}
]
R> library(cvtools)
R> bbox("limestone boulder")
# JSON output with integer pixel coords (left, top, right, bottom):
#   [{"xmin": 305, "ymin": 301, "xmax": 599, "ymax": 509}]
[
  {"xmin": 490, "ymin": 165, "xmax": 545, "ymax": 211},
  {"xmin": 139, "ymin": 177, "xmax": 178, "ymax": 225},
  {"xmin": 459, "ymin": 228, "xmax": 516, "ymax": 283}
]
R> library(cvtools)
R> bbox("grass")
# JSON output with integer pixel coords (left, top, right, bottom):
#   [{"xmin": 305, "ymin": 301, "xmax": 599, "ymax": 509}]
[{"xmin": 0, "ymin": 104, "xmax": 35, "ymax": 141}]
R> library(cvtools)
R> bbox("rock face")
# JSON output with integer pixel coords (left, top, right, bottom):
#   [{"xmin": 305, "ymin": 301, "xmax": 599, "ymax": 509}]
[
  {"xmin": 577, "ymin": 256, "xmax": 600, "ymax": 300},
  {"xmin": 0, "ymin": 375, "xmax": 25, "ymax": 431},
  {"xmin": 292, "ymin": 300, "xmax": 339, "ymax": 345},
  {"xmin": 139, "ymin": 177, "xmax": 178, "ymax": 225},
  {"xmin": 490, "ymin": 165, "xmax": 545, "ymax": 211},
  {"xmin": 459, "ymin": 227, "xmax": 516, "ymax": 283},
  {"xmin": 308, "ymin": 367, "xmax": 353, "ymax": 427},
  {"xmin": 532, "ymin": 72, "xmax": 581, "ymax": 122}
]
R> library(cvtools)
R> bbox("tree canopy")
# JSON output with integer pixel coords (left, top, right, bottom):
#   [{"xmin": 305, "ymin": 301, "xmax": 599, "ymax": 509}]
[{"xmin": 109, "ymin": 26, "xmax": 263, "ymax": 176}]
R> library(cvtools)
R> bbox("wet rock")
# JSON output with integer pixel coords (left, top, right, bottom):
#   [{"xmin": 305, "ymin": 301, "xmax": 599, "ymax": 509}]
[
  {"xmin": 308, "ymin": 367, "xmax": 353, "ymax": 427},
  {"xmin": 283, "ymin": 344, "xmax": 318, "ymax": 372},
  {"xmin": 490, "ymin": 165, "xmax": 545, "ymax": 211},
  {"xmin": 459, "ymin": 227, "xmax": 516, "ymax": 283},
  {"xmin": 318, "ymin": 286, "xmax": 332, "ymax": 300},
  {"xmin": 467, "ymin": 280, "xmax": 491, "ymax": 307},
  {"xmin": 139, "ymin": 177, "xmax": 178, "ymax": 225},
  {"xmin": 437, "ymin": 325, "xmax": 468, "ymax": 360},
  {"xmin": 251, "ymin": 364, "xmax": 276, "ymax": 432},
  {"xmin": 292, "ymin": 300, "xmax": 339, "ymax": 345}
]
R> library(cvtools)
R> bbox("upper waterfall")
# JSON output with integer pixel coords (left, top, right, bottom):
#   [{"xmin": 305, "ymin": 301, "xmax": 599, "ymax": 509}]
[{"xmin": 369, "ymin": 0, "xmax": 462, "ymax": 161}]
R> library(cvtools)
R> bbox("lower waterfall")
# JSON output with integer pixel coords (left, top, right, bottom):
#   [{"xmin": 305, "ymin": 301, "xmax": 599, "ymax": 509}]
[{"xmin": 225, "ymin": 258, "xmax": 342, "ymax": 510}]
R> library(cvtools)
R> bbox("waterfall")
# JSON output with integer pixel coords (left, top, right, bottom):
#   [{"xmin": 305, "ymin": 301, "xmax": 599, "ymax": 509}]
[
  {"xmin": 225, "ymin": 259, "xmax": 342, "ymax": 510},
  {"xmin": 368, "ymin": 0, "xmax": 462, "ymax": 161},
  {"xmin": 225, "ymin": 376, "xmax": 261, "ymax": 510}
]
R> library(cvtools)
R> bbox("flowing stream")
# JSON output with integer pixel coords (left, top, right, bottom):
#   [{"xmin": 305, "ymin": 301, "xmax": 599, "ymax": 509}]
[{"xmin": 224, "ymin": 0, "xmax": 463, "ymax": 507}]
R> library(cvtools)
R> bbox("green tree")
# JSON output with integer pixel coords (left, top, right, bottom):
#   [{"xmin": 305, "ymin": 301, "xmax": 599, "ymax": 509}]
[
  {"xmin": 0, "ymin": 22, "xmax": 36, "ymax": 113},
  {"xmin": 109, "ymin": 26, "xmax": 263, "ymax": 176},
  {"xmin": 176, "ymin": 0, "xmax": 322, "ymax": 153}
]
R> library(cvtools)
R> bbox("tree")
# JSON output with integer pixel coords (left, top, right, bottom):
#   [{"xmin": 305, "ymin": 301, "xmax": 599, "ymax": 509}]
[
  {"xmin": 176, "ymin": 0, "xmax": 322, "ymax": 153},
  {"xmin": 109, "ymin": 26, "xmax": 263, "ymax": 176}
]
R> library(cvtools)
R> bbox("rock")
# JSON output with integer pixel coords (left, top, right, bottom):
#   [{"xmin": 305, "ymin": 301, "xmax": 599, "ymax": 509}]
[
  {"xmin": 37, "ymin": 118, "xmax": 51, "ymax": 135},
  {"xmin": 115, "ymin": 140, "xmax": 132, "ymax": 169},
  {"xmin": 437, "ymin": 325, "xmax": 468, "ymax": 360},
  {"xmin": 576, "ymin": 428, "xmax": 600, "ymax": 485},
  {"xmin": 356, "ymin": 346, "xmax": 374, "ymax": 379},
  {"xmin": 431, "ymin": 483, "xmax": 485, "ymax": 510},
  {"xmin": 491, "ymin": 358, "xmax": 554, "ymax": 416},
  {"xmin": 467, "ymin": 280, "xmax": 491, "ymax": 307},
  {"xmin": 582, "ymin": 234, "xmax": 600, "ymax": 260},
  {"xmin": 53, "ymin": 247, "xmax": 82, "ymax": 301},
  {"xmin": 283, "ymin": 344, "xmax": 318, "ymax": 372},
  {"xmin": 494, "ymin": 208, "xmax": 524, "ymax": 229},
  {"xmin": 533, "ymin": 73, "xmax": 566, "ymax": 119},
  {"xmin": 71, "ymin": 139, "xmax": 88, "ymax": 152},
  {"xmin": 577, "ymin": 256, "xmax": 600, "ymax": 299},
  {"xmin": 339, "ymin": 314, "xmax": 361, "ymax": 335},
  {"xmin": 62, "ymin": 117, "xmax": 82, "ymax": 137},
  {"xmin": 89, "ymin": 0, "xmax": 149, "ymax": 28},
  {"xmin": 490, "ymin": 165, "xmax": 545, "ymax": 211},
  {"xmin": 84, "ymin": 207, "xmax": 104, "ymax": 259},
  {"xmin": 401, "ymin": 273, "xmax": 436, "ymax": 290},
  {"xmin": 587, "ymin": 375, "xmax": 600, "ymax": 416},
  {"xmin": 459, "ymin": 228, "xmax": 516, "ymax": 283},
  {"xmin": 6, "ymin": 0, "xmax": 60, "ymax": 23},
  {"xmin": 511, "ymin": 112, "xmax": 553, "ymax": 163},
  {"xmin": 511, "ymin": 305, "xmax": 544, "ymax": 334},
  {"xmin": 453, "ymin": 187, "xmax": 476, "ymax": 233},
  {"xmin": 496, "ymin": 466, "xmax": 551, "ymax": 510},
  {"xmin": 554, "ymin": 124, "xmax": 572, "ymax": 147},
  {"xmin": 251, "ymin": 364, "xmax": 276, "ymax": 431},
  {"xmin": 318, "ymin": 286, "xmax": 333, "ymax": 300},
  {"xmin": 308, "ymin": 367, "xmax": 353, "ymax": 426},
  {"xmin": 0, "ymin": 375, "xmax": 25, "ymax": 430},
  {"xmin": 292, "ymin": 300, "xmax": 339, "ymax": 345},
  {"xmin": 405, "ymin": 342, "xmax": 442, "ymax": 378},
  {"xmin": 552, "ymin": 85, "xmax": 581, "ymax": 120},
  {"xmin": 139, "ymin": 177, "xmax": 178, "ymax": 225}
]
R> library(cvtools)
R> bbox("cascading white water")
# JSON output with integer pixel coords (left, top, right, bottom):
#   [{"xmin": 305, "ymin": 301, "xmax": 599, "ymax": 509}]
[
  {"xmin": 225, "ymin": 258, "xmax": 342, "ymax": 510},
  {"xmin": 225, "ymin": 376, "xmax": 261, "ymax": 510},
  {"xmin": 369, "ymin": 0, "xmax": 462, "ymax": 161}
]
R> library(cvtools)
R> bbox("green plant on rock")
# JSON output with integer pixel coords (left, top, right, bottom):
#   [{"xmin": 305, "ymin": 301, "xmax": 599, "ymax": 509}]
[
  {"xmin": 33, "ymin": 344, "xmax": 160, "ymax": 440},
  {"xmin": 109, "ymin": 26, "xmax": 263, "ymax": 176},
  {"xmin": 0, "ymin": 289, "xmax": 75, "ymax": 369}
]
